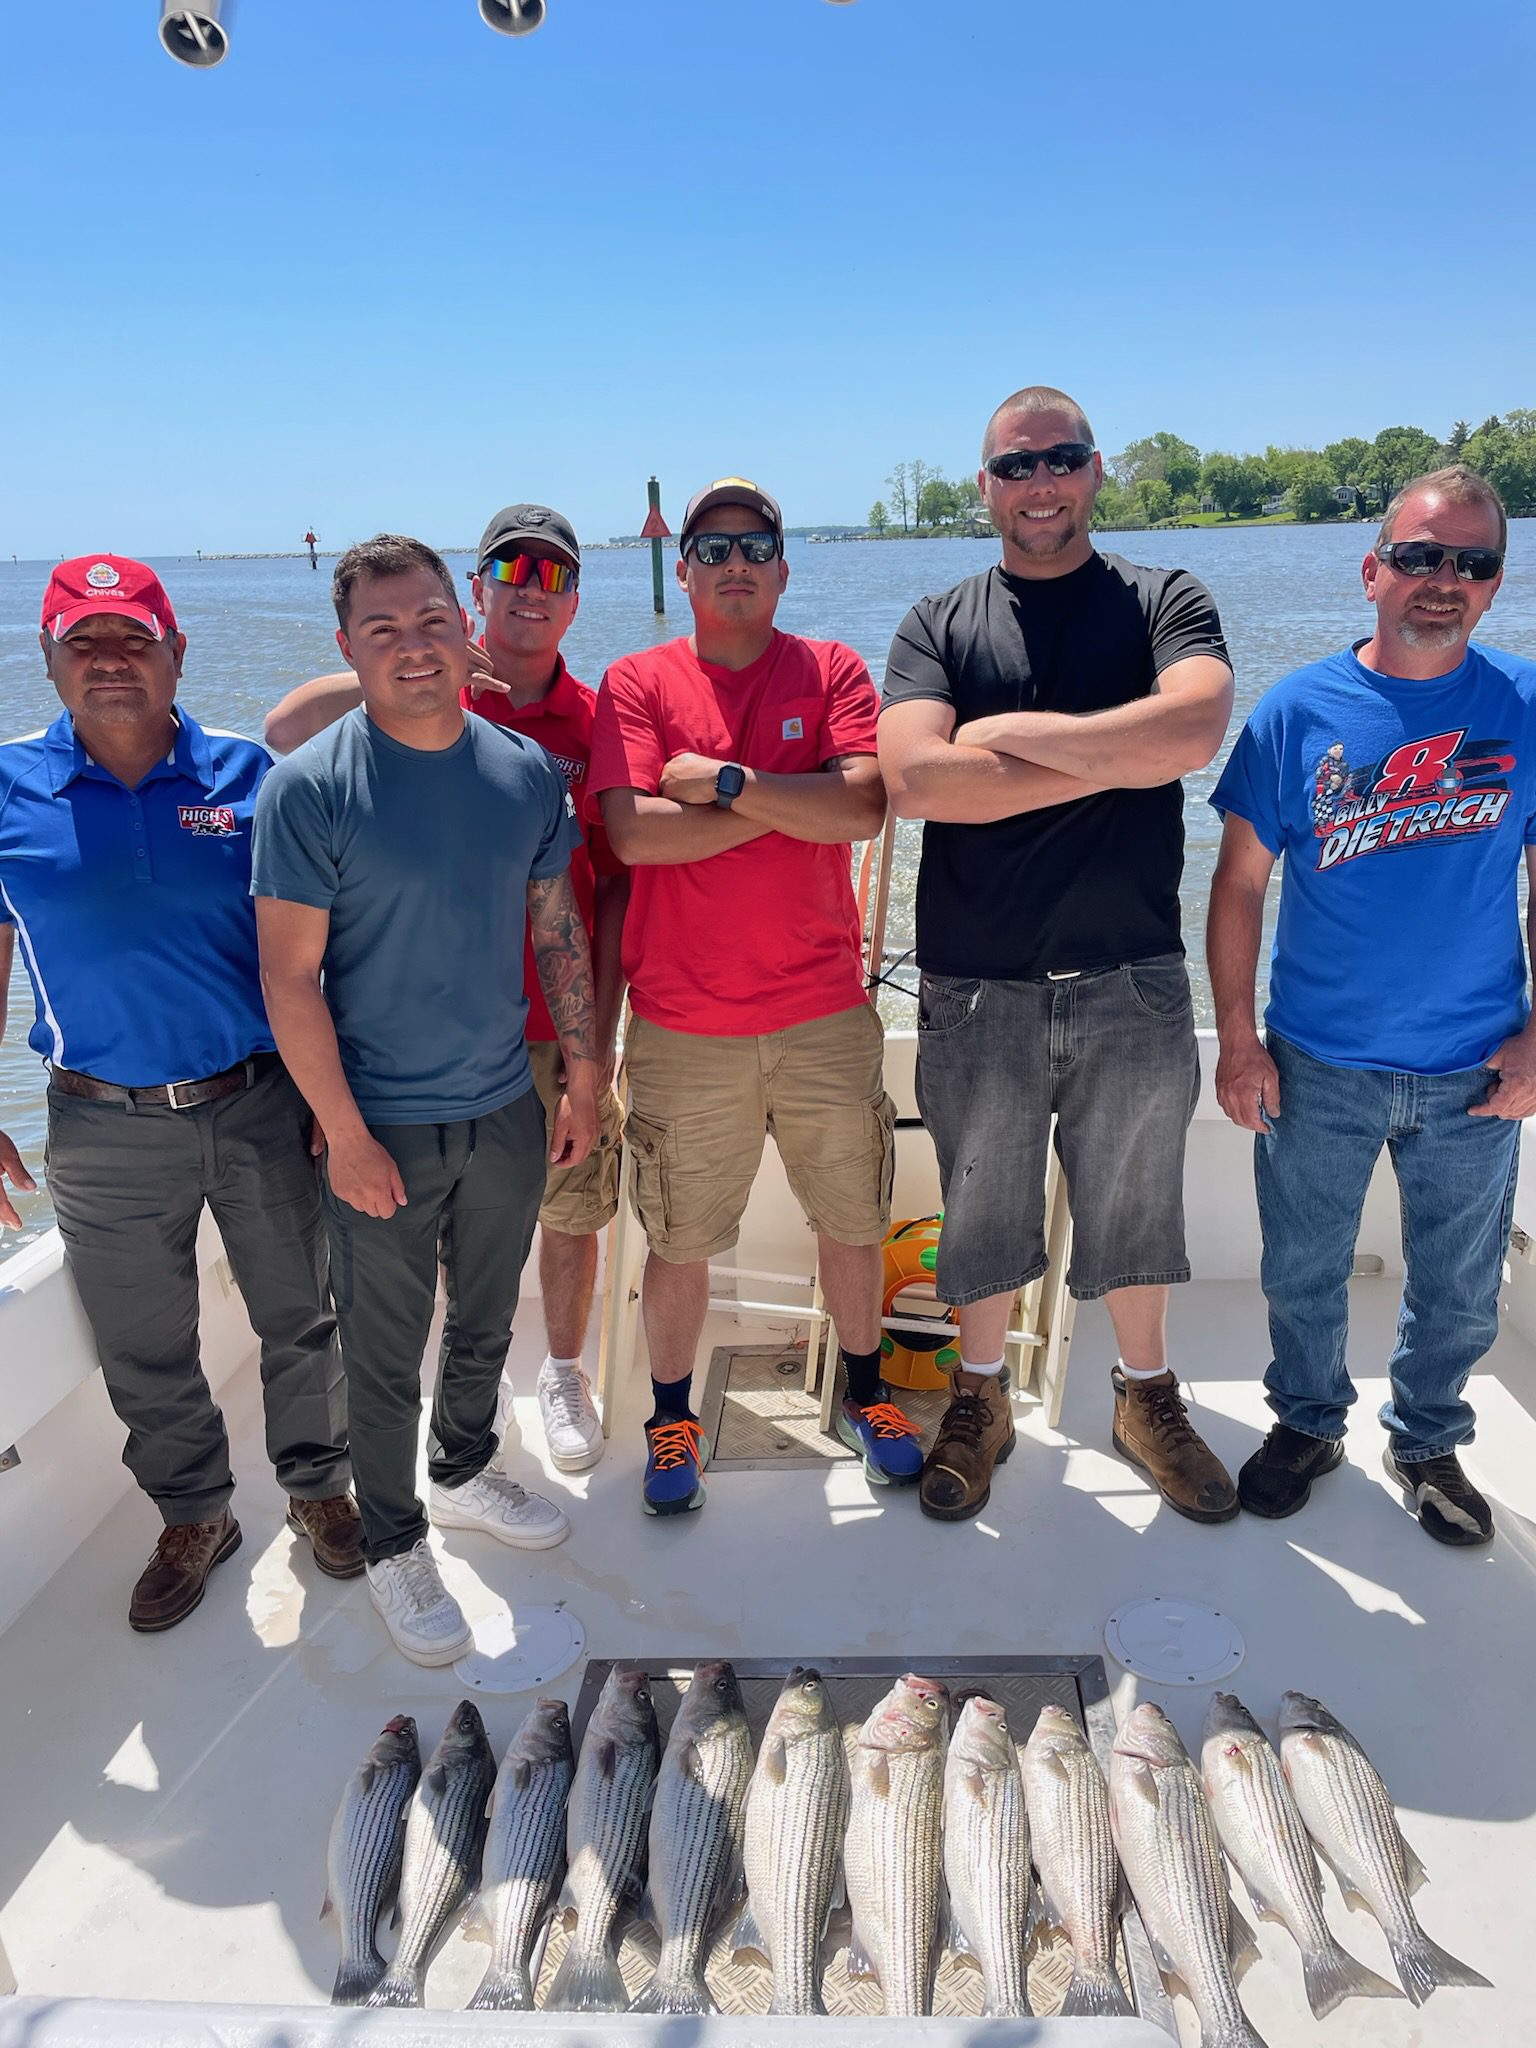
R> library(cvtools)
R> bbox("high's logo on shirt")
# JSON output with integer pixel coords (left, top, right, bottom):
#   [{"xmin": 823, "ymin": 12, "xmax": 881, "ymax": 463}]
[
  {"xmin": 178, "ymin": 805, "xmax": 238, "ymax": 836},
  {"xmin": 1313, "ymin": 726, "xmax": 1516, "ymax": 870},
  {"xmin": 545, "ymin": 751, "xmax": 585, "ymax": 790}
]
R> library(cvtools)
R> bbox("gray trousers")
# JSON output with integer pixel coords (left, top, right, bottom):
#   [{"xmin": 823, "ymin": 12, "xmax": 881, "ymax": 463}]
[
  {"xmin": 46, "ymin": 1062, "xmax": 349, "ymax": 1526},
  {"xmin": 322, "ymin": 1088, "xmax": 545, "ymax": 1565}
]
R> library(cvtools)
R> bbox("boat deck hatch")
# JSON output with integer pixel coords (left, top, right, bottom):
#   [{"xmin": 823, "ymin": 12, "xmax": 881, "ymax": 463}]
[
  {"xmin": 699, "ymin": 1344, "xmax": 953, "ymax": 1470},
  {"xmin": 559, "ymin": 1654, "xmax": 1171, "ymax": 2028}
]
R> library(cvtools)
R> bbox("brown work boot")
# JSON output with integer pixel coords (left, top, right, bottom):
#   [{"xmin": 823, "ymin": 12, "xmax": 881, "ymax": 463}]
[
  {"xmin": 1111, "ymin": 1367, "xmax": 1238, "ymax": 1523},
  {"xmin": 287, "ymin": 1493, "xmax": 366, "ymax": 1578},
  {"xmin": 919, "ymin": 1368, "xmax": 1015, "ymax": 1521},
  {"xmin": 128, "ymin": 1511, "xmax": 242, "ymax": 1632}
]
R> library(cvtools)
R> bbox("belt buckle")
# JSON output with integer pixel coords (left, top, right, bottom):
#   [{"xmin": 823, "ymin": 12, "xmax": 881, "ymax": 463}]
[{"xmin": 164, "ymin": 1079, "xmax": 196, "ymax": 1111}]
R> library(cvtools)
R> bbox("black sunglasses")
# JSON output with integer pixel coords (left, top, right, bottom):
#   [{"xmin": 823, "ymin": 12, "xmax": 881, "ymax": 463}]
[
  {"xmin": 683, "ymin": 530, "xmax": 780, "ymax": 566},
  {"xmin": 985, "ymin": 441, "xmax": 1097, "ymax": 482},
  {"xmin": 1375, "ymin": 540, "xmax": 1504, "ymax": 583}
]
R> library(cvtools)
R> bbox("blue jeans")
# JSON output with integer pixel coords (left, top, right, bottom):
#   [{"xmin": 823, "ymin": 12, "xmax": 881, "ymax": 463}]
[{"xmin": 1255, "ymin": 1032, "xmax": 1520, "ymax": 1461}]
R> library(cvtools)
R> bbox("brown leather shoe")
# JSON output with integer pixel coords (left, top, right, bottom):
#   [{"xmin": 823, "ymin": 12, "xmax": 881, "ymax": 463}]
[
  {"xmin": 128, "ymin": 1511, "xmax": 242, "ymax": 1632},
  {"xmin": 1111, "ymin": 1367, "xmax": 1239, "ymax": 1523},
  {"xmin": 286, "ymin": 1493, "xmax": 366, "ymax": 1578},
  {"xmin": 919, "ymin": 1368, "xmax": 1015, "ymax": 1521}
]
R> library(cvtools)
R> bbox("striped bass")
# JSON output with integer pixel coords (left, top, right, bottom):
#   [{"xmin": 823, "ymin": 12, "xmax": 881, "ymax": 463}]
[
  {"xmin": 1020, "ymin": 1702, "xmax": 1131, "ymax": 2017},
  {"xmin": 1202, "ymin": 1692, "xmax": 1399, "ymax": 2018},
  {"xmin": 843, "ymin": 1672, "xmax": 947, "ymax": 2016},
  {"xmin": 732, "ymin": 1665, "xmax": 849, "ymax": 2016},
  {"xmin": 366, "ymin": 1699, "xmax": 496, "ymax": 2008},
  {"xmin": 322, "ymin": 1713, "xmax": 421, "ymax": 2006},
  {"xmin": 1278, "ymin": 1690, "xmax": 1491, "ymax": 2006},
  {"xmin": 630, "ymin": 1659, "xmax": 753, "ymax": 2015},
  {"xmin": 1109, "ymin": 1701, "xmax": 1267, "ymax": 2048},
  {"xmin": 942, "ymin": 1693, "xmax": 1033, "ymax": 2017},
  {"xmin": 467, "ymin": 1698, "xmax": 576, "ymax": 2012},
  {"xmin": 545, "ymin": 1665, "xmax": 660, "ymax": 2013}
]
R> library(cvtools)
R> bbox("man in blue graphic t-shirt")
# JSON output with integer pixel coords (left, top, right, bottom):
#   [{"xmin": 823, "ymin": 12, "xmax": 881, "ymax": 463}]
[{"xmin": 1208, "ymin": 465, "xmax": 1536, "ymax": 1548}]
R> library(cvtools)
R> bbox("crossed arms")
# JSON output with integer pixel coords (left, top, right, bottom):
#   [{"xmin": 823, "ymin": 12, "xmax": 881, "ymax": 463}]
[
  {"xmin": 600, "ymin": 752, "xmax": 886, "ymax": 865},
  {"xmin": 878, "ymin": 655, "xmax": 1234, "ymax": 825}
]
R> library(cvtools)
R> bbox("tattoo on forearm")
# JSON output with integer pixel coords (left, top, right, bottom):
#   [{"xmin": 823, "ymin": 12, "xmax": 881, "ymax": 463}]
[{"xmin": 527, "ymin": 873, "xmax": 598, "ymax": 1063}]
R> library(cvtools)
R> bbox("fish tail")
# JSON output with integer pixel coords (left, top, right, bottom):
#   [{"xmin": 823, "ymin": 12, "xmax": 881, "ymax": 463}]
[
  {"xmin": 363, "ymin": 1967, "xmax": 422, "ymax": 2009},
  {"xmin": 1388, "ymin": 1928, "xmax": 1493, "ymax": 2007},
  {"xmin": 628, "ymin": 1966, "xmax": 716, "ymax": 2016},
  {"xmin": 1060, "ymin": 1963, "xmax": 1134, "ymax": 2017},
  {"xmin": 466, "ymin": 1964, "xmax": 534, "ymax": 2011},
  {"xmin": 545, "ymin": 1936, "xmax": 629, "ymax": 2014},
  {"xmin": 329, "ymin": 1951, "xmax": 386, "ymax": 2006},
  {"xmin": 1301, "ymin": 1939, "xmax": 1402, "ymax": 2018}
]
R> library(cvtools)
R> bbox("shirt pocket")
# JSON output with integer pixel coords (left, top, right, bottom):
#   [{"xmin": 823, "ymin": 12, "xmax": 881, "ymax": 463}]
[{"xmin": 752, "ymin": 697, "xmax": 824, "ymax": 771}]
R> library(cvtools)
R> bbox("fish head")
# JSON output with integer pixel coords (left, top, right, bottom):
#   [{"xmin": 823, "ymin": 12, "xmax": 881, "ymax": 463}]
[
  {"xmin": 1112, "ymin": 1701, "xmax": 1191, "ymax": 1771},
  {"xmin": 767, "ymin": 1665, "xmax": 834, "ymax": 1742},
  {"xmin": 675, "ymin": 1660, "xmax": 746, "ymax": 1740},
  {"xmin": 594, "ymin": 1665, "xmax": 660, "ymax": 1748},
  {"xmin": 1023, "ymin": 1701, "xmax": 1085, "ymax": 1756},
  {"xmin": 437, "ymin": 1698, "xmax": 494, "ymax": 1765},
  {"xmin": 950, "ymin": 1693, "xmax": 1014, "ymax": 1770},
  {"xmin": 861, "ymin": 1674, "xmax": 949, "ymax": 1757},
  {"xmin": 370, "ymin": 1713, "xmax": 421, "ymax": 1768},
  {"xmin": 514, "ymin": 1697, "xmax": 575, "ymax": 1766},
  {"xmin": 1203, "ymin": 1691, "xmax": 1267, "ymax": 1747}
]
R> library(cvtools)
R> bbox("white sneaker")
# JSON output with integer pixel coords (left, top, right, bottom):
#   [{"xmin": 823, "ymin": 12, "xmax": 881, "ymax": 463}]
[
  {"xmin": 365, "ymin": 1540, "xmax": 472, "ymax": 1667},
  {"xmin": 538, "ymin": 1363, "xmax": 604, "ymax": 1473},
  {"xmin": 430, "ymin": 1468, "xmax": 570, "ymax": 1550}
]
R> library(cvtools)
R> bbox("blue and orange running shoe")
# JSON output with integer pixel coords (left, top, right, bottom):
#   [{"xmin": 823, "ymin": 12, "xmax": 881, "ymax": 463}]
[
  {"xmin": 837, "ymin": 1386, "xmax": 923, "ymax": 1485},
  {"xmin": 642, "ymin": 1415, "xmax": 710, "ymax": 1516}
]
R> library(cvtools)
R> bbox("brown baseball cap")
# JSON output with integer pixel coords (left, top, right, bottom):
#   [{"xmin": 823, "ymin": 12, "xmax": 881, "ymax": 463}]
[{"xmin": 679, "ymin": 477, "xmax": 784, "ymax": 549}]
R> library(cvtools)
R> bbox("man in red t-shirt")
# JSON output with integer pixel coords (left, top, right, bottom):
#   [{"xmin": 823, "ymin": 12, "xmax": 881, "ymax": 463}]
[
  {"xmin": 590, "ymin": 477, "xmax": 919, "ymax": 1517},
  {"xmin": 264, "ymin": 505, "xmax": 627, "ymax": 1477}
]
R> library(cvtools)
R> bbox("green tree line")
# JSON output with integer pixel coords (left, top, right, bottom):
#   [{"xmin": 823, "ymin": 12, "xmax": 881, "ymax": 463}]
[{"xmin": 867, "ymin": 414, "xmax": 1536, "ymax": 536}]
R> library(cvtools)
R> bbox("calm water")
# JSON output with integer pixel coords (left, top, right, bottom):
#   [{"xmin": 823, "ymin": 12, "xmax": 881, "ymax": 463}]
[{"xmin": 5, "ymin": 524, "xmax": 1536, "ymax": 1245}]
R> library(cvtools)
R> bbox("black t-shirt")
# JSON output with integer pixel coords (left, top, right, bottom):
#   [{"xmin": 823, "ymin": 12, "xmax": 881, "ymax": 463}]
[{"xmin": 881, "ymin": 551, "xmax": 1229, "ymax": 978}]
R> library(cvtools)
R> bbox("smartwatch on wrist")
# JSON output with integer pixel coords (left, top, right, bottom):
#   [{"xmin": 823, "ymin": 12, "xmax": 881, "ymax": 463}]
[{"xmin": 714, "ymin": 763, "xmax": 746, "ymax": 809}]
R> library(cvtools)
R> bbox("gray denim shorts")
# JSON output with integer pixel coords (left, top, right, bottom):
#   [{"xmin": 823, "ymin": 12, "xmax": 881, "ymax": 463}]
[{"xmin": 914, "ymin": 956, "xmax": 1200, "ymax": 1304}]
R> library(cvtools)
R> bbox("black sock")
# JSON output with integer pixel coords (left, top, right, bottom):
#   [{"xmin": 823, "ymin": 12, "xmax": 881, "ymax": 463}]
[
  {"xmin": 842, "ymin": 1346, "xmax": 884, "ymax": 1407},
  {"xmin": 651, "ymin": 1373, "xmax": 694, "ymax": 1420}
]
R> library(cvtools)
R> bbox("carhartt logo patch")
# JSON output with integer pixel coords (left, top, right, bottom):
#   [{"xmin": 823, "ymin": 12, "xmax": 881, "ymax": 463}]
[
  {"xmin": 178, "ymin": 805, "xmax": 237, "ymax": 836},
  {"xmin": 782, "ymin": 716, "xmax": 804, "ymax": 741}
]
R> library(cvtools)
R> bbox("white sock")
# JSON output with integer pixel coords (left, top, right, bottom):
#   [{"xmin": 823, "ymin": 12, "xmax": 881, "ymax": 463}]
[
  {"xmin": 958, "ymin": 1356, "xmax": 1005, "ymax": 1378},
  {"xmin": 1118, "ymin": 1355, "xmax": 1170, "ymax": 1382},
  {"xmin": 542, "ymin": 1353, "xmax": 582, "ymax": 1377}
]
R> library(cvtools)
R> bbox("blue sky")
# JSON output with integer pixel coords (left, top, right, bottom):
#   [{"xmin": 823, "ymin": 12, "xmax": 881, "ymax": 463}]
[{"xmin": 3, "ymin": 0, "xmax": 1532, "ymax": 555}]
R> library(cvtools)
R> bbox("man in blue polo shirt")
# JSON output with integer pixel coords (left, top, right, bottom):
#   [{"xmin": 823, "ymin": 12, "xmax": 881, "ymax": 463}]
[{"xmin": 0, "ymin": 555, "xmax": 357, "ymax": 1631}]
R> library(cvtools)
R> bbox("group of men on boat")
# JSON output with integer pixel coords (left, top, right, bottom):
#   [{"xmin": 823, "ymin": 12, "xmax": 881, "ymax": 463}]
[{"xmin": 1, "ymin": 382, "xmax": 1531, "ymax": 1664}]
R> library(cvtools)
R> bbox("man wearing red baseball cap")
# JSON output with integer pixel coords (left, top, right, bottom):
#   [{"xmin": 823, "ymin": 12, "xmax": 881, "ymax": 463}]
[{"xmin": 0, "ymin": 555, "xmax": 358, "ymax": 1631}]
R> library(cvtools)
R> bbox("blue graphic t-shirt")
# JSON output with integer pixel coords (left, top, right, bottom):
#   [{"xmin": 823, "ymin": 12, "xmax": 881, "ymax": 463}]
[{"xmin": 1211, "ymin": 641, "xmax": 1536, "ymax": 1074}]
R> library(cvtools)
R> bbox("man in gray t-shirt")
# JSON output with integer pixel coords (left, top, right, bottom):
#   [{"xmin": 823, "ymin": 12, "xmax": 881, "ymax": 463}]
[{"xmin": 253, "ymin": 533, "xmax": 600, "ymax": 1667}]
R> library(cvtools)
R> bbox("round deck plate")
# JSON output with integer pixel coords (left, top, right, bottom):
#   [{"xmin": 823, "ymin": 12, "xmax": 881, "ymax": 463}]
[
  {"xmin": 455, "ymin": 1602, "xmax": 585, "ymax": 1693},
  {"xmin": 1104, "ymin": 1595, "xmax": 1244, "ymax": 1685}
]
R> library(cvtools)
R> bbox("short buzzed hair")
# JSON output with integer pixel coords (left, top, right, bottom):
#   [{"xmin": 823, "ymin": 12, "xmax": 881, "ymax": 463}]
[
  {"xmin": 332, "ymin": 533, "xmax": 459, "ymax": 629},
  {"xmin": 983, "ymin": 386, "xmax": 1096, "ymax": 463},
  {"xmin": 1377, "ymin": 463, "xmax": 1507, "ymax": 553}
]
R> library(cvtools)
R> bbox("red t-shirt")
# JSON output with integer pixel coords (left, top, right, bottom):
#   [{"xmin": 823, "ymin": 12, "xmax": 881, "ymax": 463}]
[
  {"xmin": 461, "ymin": 657, "xmax": 622, "ymax": 1043},
  {"xmin": 588, "ymin": 630, "xmax": 877, "ymax": 1036}
]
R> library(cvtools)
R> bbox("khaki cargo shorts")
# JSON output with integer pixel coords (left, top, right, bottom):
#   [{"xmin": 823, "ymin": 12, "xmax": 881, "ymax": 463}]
[
  {"xmin": 527, "ymin": 1039, "xmax": 623, "ymax": 1236},
  {"xmin": 622, "ymin": 1002, "xmax": 895, "ymax": 1265}
]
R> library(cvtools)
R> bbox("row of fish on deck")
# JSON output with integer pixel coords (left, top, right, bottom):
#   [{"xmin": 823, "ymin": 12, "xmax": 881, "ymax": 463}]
[{"xmin": 321, "ymin": 1663, "xmax": 1490, "ymax": 2036}]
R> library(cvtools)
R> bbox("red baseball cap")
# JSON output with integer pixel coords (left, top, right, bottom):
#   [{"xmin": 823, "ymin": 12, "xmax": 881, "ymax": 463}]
[{"xmin": 40, "ymin": 556, "xmax": 179, "ymax": 642}]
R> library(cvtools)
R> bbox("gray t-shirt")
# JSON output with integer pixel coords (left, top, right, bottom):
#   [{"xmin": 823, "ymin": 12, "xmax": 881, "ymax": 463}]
[{"xmin": 252, "ymin": 707, "xmax": 577, "ymax": 1123}]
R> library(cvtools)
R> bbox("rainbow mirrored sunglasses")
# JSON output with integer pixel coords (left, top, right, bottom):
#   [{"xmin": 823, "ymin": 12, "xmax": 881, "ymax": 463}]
[{"xmin": 485, "ymin": 553, "xmax": 579, "ymax": 595}]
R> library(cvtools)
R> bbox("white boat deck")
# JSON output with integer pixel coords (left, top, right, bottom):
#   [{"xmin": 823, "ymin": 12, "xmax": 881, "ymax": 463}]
[{"xmin": 3, "ymin": 1040, "xmax": 1535, "ymax": 2043}]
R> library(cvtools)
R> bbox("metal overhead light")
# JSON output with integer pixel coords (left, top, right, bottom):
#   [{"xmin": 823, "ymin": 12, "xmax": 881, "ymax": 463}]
[
  {"xmin": 158, "ymin": 2, "xmax": 231, "ymax": 66},
  {"xmin": 479, "ymin": 0, "xmax": 546, "ymax": 33}
]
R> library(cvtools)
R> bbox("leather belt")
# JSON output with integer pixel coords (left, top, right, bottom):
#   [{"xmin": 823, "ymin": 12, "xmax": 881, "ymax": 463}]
[{"xmin": 49, "ymin": 1051, "xmax": 280, "ymax": 1111}]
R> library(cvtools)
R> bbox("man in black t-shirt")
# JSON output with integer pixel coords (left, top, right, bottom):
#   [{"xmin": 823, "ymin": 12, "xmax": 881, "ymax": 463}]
[{"xmin": 879, "ymin": 384, "xmax": 1238, "ymax": 1526}]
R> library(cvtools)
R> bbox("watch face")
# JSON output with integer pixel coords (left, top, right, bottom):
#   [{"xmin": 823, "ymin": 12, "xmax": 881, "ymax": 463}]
[{"xmin": 717, "ymin": 765, "xmax": 746, "ymax": 797}]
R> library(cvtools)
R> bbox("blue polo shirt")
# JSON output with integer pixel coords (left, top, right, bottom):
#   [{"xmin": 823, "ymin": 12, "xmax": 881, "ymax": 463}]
[{"xmin": 0, "ymin": 708, "xmax": 274, "ymax": 1086}]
